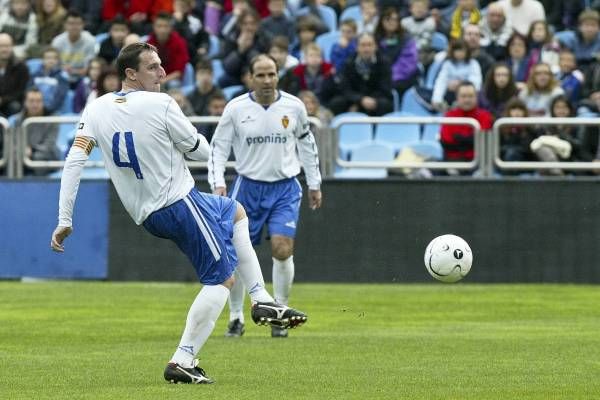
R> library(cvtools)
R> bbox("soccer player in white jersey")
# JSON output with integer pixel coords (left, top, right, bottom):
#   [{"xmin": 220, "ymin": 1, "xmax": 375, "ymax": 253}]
[
  {"xmin": 49, "ymin": 43, "xmax": 307, "ymax": 384},
  {"xmin": 208, "ymin": 54, "xmax": 322, "ymax": 338}
]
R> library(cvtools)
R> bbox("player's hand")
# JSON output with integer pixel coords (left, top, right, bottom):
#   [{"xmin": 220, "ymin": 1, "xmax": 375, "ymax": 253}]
[
  {"xmin": 51, "ymin": 226, "xmax": 73, "ymax": 253},
  {"xmin": 308, "ymin": 190, "xmax": 322, "ymax": 210},
  {"xmin": 213, "ymin": 187, "xmax": 227, "ymax": 196}
]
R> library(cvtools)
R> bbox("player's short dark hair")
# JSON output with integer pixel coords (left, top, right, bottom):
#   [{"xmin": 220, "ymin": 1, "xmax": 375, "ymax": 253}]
[
  {"xmin": 249, "ymin": 54, "xmax": 279, "ymax": 74},
  {"xmin": 116, "ymin": 42, "xmax": 158, "ymax": 81}
]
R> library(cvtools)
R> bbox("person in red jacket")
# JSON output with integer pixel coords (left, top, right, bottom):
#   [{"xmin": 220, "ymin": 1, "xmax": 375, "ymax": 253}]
[
  {"xmin": 147, "ymin": 12, "xmax": 190, "ymax": 89},
  {"xmin": 292, "ymin": 42, "xmax": 335, "ymax": 104},
  {"xmin": 440, "ymin": 81, "xmax": 492, "ymax": 163},
  {"xmin": 101, "ymin": 0, "xmax": 173, "ymax": 34}
]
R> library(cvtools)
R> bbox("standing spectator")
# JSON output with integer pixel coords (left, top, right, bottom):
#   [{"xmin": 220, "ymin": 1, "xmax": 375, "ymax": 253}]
[
  {"xmin": 449, "ymin": 0, "xmax": 481, "ymax": 40},
  {"xmin": 186, "ymin": 59, "xmax": 225, "ymax": 116},
  {"xmin": 440, "ymin": 81, "xmax": 493, "ymax": 163},
  {"xmin": 330, "ymin": 19, "xmax": 358, "ymax": 73},
  {"xmin": 401, "ymin": 0, "xmax": 436, "ymax": 52},
  {"xmin": 462, "ymin": 23, "xmax": 495, "ymax": 79},
  {"xmin": 0, "ymin": 33, "xmax": 28, "ymax": 117},
  {"xmin": 506, "ymin": 32, "xmax": 531, "ymax": 88},
  {"xmin": 375, "ymin": 7, "xmax": 419, "ymax": 101},
  {"xmin": 51, "ymin": 10, "xmax": 96, "ymax": 87},
  {"xmin": 526, "ymin": 20, "xmax": 560, "ymax": 74},
  {"xmin": 73, "ymin": 57, "xmax": 105, "ymax": 113},
  {"xmin": 557, "ymin": 49, "xmax": 584, "ymax": 106},
  {"xmin": 289, "ymin": 14, "xmax": 320, "ymax": 62},
  {"xmin": 328, "ymin": 32, "xmax": 394, "ymax": 116},
  {"xmin": 98, "ymin": 17, "xmax": 130, "ymax": 65},
  {"xmin": 147, "ymin": 13, "xmax": 190, "ymax": 89},
  {"xmin": 268, "ymin": 36, "xmax": 300, "ymax": 95},
  {"xmin": 480, "ymin": 1, "xmax": 512, "ymax": 61},
  {"xmin": 497, "ymin": 0, "xmax": 545, "ymax": 37},
  {"xmin": 518, "ymin": 62, "xmax": 564, "ymax": 116},
  {"xmin": 478, "ymin": 62, "xmax": 518, "ymax": 119},
  {"xmin": 30, "ymin": 0, "xmax": 67, "ymax": 58},
  {"xmin": 292, "ymin": 43, "xmax": 335, "ymax": 104},
  {"xmin": 69, "ymin": 0, "xmax": 102, "ymax": 34},
  {"xmin": 0, "ymin": 0, "xmax": 38, "ymax": 59},
  {"xmin": 173, "ymin": 0, "xmax": 210, "ymax": 65},
  {"xmin": 432, "ymin": 39, "xmax": 482, "ymax": 112},
  {"xmin": 13, "ymin": 87, "xmax": 60, "ymax": 175},
  {"xmin": 27, "ymin": 47, "xmax": 69, "ymax": 115},
  {"xmin": 196, "ymin": 93, "xmax": 227, "ymax": 143},
  {"xmin": 260, "ymin": 0, "xmax": 295, "ymax": 43},
  {"xmin": 499, "ymin": 97, "xmax": 536, "ymax": 163}
]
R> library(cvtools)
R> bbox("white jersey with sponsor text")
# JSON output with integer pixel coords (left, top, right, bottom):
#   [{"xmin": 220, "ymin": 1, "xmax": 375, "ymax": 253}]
[
  {"xmin": 76, "ymin": 91, "xmax": 197, "ymax": 224},
  {"xmin": 208, "ymin": 91, "xmax": 321, "ymax": 190}
]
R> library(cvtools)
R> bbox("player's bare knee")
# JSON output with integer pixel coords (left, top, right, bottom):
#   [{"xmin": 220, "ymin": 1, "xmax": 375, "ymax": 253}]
[
  {"xmin": 234, "ymin": 202, "xmax": 247, "ymax": 223},
  {"xmin": 221, "ymin": 275, "xmax": 235, "ymax": 289},
  {"xmin": 272, "ymin": 241, "xmax": 294, "ymax": 260}
]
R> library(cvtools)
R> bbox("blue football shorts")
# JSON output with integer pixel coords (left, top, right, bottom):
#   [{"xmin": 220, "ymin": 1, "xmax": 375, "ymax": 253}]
[
  {"xmin": 142, "ymin": 188, "xmax": 238, "ymax": 285},
  {"xmin": 229, "ymin": 176, "xmax": 302, "ymax": 245}
]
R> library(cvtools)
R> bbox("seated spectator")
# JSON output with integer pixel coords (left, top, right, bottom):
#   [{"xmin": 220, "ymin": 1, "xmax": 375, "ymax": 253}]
[
  {"xmin": 526, "ymin": 20, "xmax": 560, "ymax": 74},
  {"xmin": 0, "ymin": 0, "xmax": 38, "ymax": 59},
  {"xmin": 196, "ymin": 93, "xmax": 227, "ymax": 143},
  {"xmin": 0, "ymin": 33, "xmax": 28, "ymax": 117},
  {"xmin": 330, "ymin": 19, "xmax": 358, "ymax": 73},
  {"xmin": 546, "ymin": 2, "xmax": 585, "ymax": 32},
  {"xmin": 357, "ymin": 0, "xmax": 380, "ymax": 34},
  {"xmin": 27, "ymin": 47, "xmax": 69, "ymax": 115},
  {"xmin": 328, "ymin": 32, "xmax": 393, "ymax": 116},
  {"xmin": 98, "ymin": 17, "xmax": 130, "ymax": 65},
  {"xmin": 518, "ymin": 62, "xmax": 564, "ymax": 116},
  {"xmin": 299, "ymin": 0, "xmax": 331, "ymax": 35},
  {"xmin": 439, "ymin": 81, "xmax": 493, "ymax": 163},
  {"xmin": 147, "ymin": 12, "xmax": 190, "ymax": 89},
  {"xmin": 13, "ymin": 87, "xmax": 60, "ymax": 175},
  {"xmin": 173, "ymin": 0, "xmax": 210, "ymax": 65},
  {"xmin": 168, "ymin": 87, "xmax": 196, "ymax": 116},
  {"xmin": 260, "ymin": 0, "xmax": 295, "ymax": 43},
  {"xmin": 292, "ymin": 43, "xmax": 335, "ymax": 104},
  {"xmin": 73, "ymin": 57, "xmax": 105, "ymax": 113},
  {"xmin": 449, "ymin": 0, "xmax": 481, "ymax": 40},
  {"xmin": 462, "ymin": 23, "xmax": 495, "ymax": 78},
  {"xmin": 432, "ymin": 39, "xmax": 482, "ymax": 112},
  {"xmin": 290, "ymin": 14, "xmax": 320, "ymax": 62},
  {"xmin": 506, "ymin": 33, "xmax": 531, "ymax": 89},
  {"xmin": 219, "ymin": 9, "xmax": 269, "ymax": 87},
  {"xmin": 564, "ymin": 10, "xmax": 600, "ymax": 74},
  {"xmin": 497, "ymin": 0, "xmax": 545, "ymax": 37},
  {"xmin": 298, "ymin": 89, "xmax": 334, "ymax": 132},
  {"xmin": 30, "ymin": 0, "xmax": 66, "ymax": 58},
  {"xmin": 123, "ymin": 33, "xmax": 142, "ymax": 48},
  {"xmin": 479, "ymin": 2, "xmax": 512, "ymax": 61},
  {"xmin": 219, "ymin": 0, "xmax": 252, "ymax": 40},
  {"xmin": 499, "ymin": 97, "xmax": 536, "ymax": 163},
  {"xmin": 85, "ymin": 67, "xmax": 120, "ymax": 104},
  {"xmin": 51, "ymin": 10, "xmax": 96, "ymax": 87},
  {"xmin": 401, "ymin": 0, "xmax": 436, "ymax": 52},
  {"xmin": 268, "ymin": 36, "xmax": 300, "ymax": 95},
  {"xmin": 69, "ymin": 0, "xmax": 102, "ymax": 34},
  {"xmin": 375, "ymin": 7, "xmax": 419, "ymax": 101},
  {"xmin": 230, "ymin": 66, "xmax": 252, "ymax": 98},
  {"xmin": 186, "ymin": 59, "xmax": 224, "ymax": 116},
  {"xmin": 478, "ymin": 62, "xmax": 518, "ymax": 119},
  {"xmin": 557, "ymin": 49, "xmax": 583, "ymax": 106},
  {"xmin": 101, "ymin": 0, "xmax": 173, "ymax": 35}
]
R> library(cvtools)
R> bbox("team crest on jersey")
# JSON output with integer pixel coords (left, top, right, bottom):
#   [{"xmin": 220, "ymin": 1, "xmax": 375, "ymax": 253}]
[
  {"xmin": 114, "ymin": 98, "xmax": 126, "ymax": 103},
  {"xmin": 282, "ymin": 115, "xmax": 289, "ymax": 129}
]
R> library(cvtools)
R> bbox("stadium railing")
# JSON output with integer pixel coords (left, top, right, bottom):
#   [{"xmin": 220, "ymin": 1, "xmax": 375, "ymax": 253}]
[
  {"xmin": 491, "ymin": 117, "xmax": 600, "ymax": 174},
  {"xmin": 0, "ymin": 117, "xmax": 9, "ymax": 176},
  {"xmin": 330, "ymin": 116, "xmax": 484, "ymax": 175}
]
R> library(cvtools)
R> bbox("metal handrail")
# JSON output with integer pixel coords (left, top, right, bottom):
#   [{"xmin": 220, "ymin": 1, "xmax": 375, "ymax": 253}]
[
  {"xmin": 0, "ymin": 117, "xmax": 8, "ymax": 171},
  {"xmin": 492, "ymin": 117, "xmax": 600, "ymax": 171},
  {"xmin": 331, "ymin": 116, "xmax": 483, "ymax": 171}
]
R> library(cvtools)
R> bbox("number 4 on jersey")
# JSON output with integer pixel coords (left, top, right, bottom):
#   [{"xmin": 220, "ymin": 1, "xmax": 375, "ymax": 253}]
[{"xmin": 112, "ymin": 131, "xmax": 144, "ymax": 179}]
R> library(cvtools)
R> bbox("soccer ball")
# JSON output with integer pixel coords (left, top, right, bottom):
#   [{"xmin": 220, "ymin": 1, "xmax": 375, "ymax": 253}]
[{"xmin": 424, "ymin": 234, "xmax": 473, "ymax": 283}]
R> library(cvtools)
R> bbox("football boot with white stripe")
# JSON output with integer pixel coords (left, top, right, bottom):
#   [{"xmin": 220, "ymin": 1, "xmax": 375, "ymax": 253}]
[
  {"xmin": 164, "ymin": 359, "xmax": 214, "ymax": 384},
  {"xmin": 251, "ymin": 302, "xmax": 307, "ymax": 329}
]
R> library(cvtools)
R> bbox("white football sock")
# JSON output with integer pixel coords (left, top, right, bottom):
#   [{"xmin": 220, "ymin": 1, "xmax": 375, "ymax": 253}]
[
  {"xmin": 273, "ymin": 255, "xmax": 294, "ymax": 305},
  {"xmin": 232, "ymin": 218, "xmax": 274, "ymax": 304},
  {"xmin": 171, "ymin": 284, "xmax": 229, "ymax": 368},
  {"xmin": 228, "ymin": 270, "xmax": 245, "ymax": 323}
]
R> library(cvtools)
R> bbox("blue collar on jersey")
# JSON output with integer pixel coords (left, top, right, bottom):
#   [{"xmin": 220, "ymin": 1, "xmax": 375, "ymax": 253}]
[
  {"xmin": 114, "ymin": 90, "xmax": 140, "ymax": 96},
  {"xmin": 249, "ymin": 90, "xmax": 281, "ymax": 110}
]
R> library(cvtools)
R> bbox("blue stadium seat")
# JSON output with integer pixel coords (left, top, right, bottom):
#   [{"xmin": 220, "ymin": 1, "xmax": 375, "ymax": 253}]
[
  {"xmin": 223, "ymin": 85, "xmax": 245, "ymax": 100},
  {"xmin": 401, "ymin": 88, "xmax": 431, "ymax": 116},
  {"xmin": 182, "ymin": 62, "xmax": 195, "ymax": 88},
  {"xmin": 409, "ymin": 140, "xmax": 443, "ymax": 161},
  {"xmin": 59, "ymin": 90, "xmax": 75, "ymax": 115},
  {"xmin": 339, "ymin": 5, "xmax": 361, "ymax": 23},
  {"xmin": 335, "ymin": 143, "xmax": 394, "ymax": 179},
  {"xmin": 297, "ymin": 5, "xmax": 338, "ymax": 32},
  {"xmin": 554, "ymin": 30, "xmax": 576, "ymax": 48},
  {"xmin": 374, "ymin": 114, "xmax": 421, "ymax": 153},
  {"xmin": 315, "ymin": 31, "xmax": 340, "ymax": 62},
  {"xmin": 431, "ymin": 32, "xmax": 449, "ymax": 51},
  {"xmin": 331, "ymin": 112, "xmax": 372, "ymax": 160},
  {"xmin": 211, "ymin": 59, "xmax": 224, "ymax": 85},
  {"xmin": 95, "ymin": 32, "xmax": 109, "ymax": 44},
  {"xmin": 56, "ymin": 121, "xmax": 78, "ymax": 158},
  {"xmin": 425, "ymin": 58, "xmax": 444, "ymax": 89},
  {"xmin": 391, "ymin": 89, "xmax": 400, "ymax": 111},
  {"xmin": 207, "ymin": 34, "xmax": 220, "ymax": 58},
  {"xmin": 26, "ymin": 58, "xmax": 42, "ymax": 75},
  {"xmin": 422, "ymin": 123, "xmax": 440, "ymax": 141}
]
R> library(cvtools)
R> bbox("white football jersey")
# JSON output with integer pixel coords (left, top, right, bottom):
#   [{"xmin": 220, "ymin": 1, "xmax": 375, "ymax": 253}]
[
  {"xmin": 76, "ymin": 91, "xmax": 198, "ymax": 224},
  {"xmin": 208, "ymin": 91, "xmax": 321, "ymax": 190}
]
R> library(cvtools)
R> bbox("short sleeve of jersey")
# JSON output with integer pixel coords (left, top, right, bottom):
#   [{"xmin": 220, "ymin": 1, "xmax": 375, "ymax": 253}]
[
  {"xmin": 75, "ymin": 103, "xmax": 97, "ymax": 143},
  {"xmin": 165, "ymin": 97, "xmax": 197, "ymax": 149},
  {"xmin": 295, "ymin": 101, "xmax": 311, "ymax": 138}
]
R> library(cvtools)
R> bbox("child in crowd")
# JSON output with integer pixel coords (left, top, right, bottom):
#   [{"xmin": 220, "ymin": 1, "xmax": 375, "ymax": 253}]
[
  {"xmin": 290, "ymin": 14, "xmax": 320, "ymax": 62},
  {"xmin": 499, "ymin": 97, "xmax": 536, "ymax": 163},
  {"xmin": 73, "ymin": 57, "xmax": 106, "ymax": 113},
  {"xmin": 478, "ymin": 62, "xmax": 518, "ymax": 119},
  {"xmin": 330, "ymin": 19, "xmax": 358, "ymax": 72},
  {"xmin": 358, "ymin": 0, "xmax": 379, "ymax": 34},
  {"xmin": 526, "ymin": 20, "xmax": 560, "ymax": 74},
  {"xmin": 293, "ymin": 42, "xmax": 335, "ymax": 104},
  {"xmin": 401, "ymin": 0, "xmax": 436, "ymax": 52},
  {"xmin": 98, "ymin": 16, "xmax": 130, "ymax": 65},
  {"xmin": 557, "ymin": 49, "xmax": 584, "ymax": 106},
  {"xmin": 506, "ymin": 33, "xmax": 531, "ymax": 89},
  {"xmin": 27, "ymin": 47, "xmax": 70, "ymax": 114}
]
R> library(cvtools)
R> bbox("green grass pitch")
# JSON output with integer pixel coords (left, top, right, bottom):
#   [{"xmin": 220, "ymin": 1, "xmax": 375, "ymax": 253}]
[{"xmin": 1, "ymin": 282, "xmax": 599, "ymax": 399}]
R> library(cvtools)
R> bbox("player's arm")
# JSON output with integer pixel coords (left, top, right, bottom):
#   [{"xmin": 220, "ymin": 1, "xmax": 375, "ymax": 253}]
[
  {"xmin": 295, "ymin": 106, "xmax": 323, "ymax": 210},
  {"xmin": 208, "ymin": 104, "xmax": 235, "ymax": 194},
  {"xmin": 165, "ymin": 98, "xmax": 211, "ymax": 160},
  {"xmin": 51, "ymin": 136, "xmax": 94, "ymax": 252}
]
